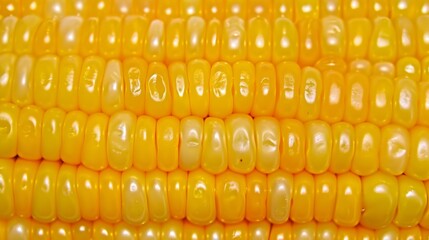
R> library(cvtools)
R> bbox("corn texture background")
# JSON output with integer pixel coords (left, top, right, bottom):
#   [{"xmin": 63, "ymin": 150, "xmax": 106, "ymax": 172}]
[{"xmin": 2, "ymin": 0, "xmax": 429, "ymax": 239}]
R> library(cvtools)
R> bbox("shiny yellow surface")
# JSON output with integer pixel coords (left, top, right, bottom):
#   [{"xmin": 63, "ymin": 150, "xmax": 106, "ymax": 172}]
[{"xmin": 5, "ymin": 1, "xmax": 429, "ymax": 238}]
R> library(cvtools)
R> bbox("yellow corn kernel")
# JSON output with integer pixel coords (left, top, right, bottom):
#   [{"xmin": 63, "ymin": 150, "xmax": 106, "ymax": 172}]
[
  {"xmin": 320, "ymin": 0, "xmax": 340, "ymax": 17},
  {"xmin": 18, "ymin": 105, "xmax": 43, "ymax": 160},
  {"xmin": 184, "ymin": 220, "xmax": 205, "ymax": 239},
  {"xmin": 186, "ymin": 16, "xmax": 205, "ymax": 61},
  {"xmin": 295, "ymin": 0, "xmax": 319, "ymax": 21},
  {"xmin": 346, "ymin": 18, "xmax": 372, "ymax": 61},
  {"xmin": 297, "ymin": 67, "xmax": 322, "ymax": 121},
  {"xmin": 99, "ymin": 168, "xmax": 122, "ymax": 223},
  {"xmin": 225, "ymin": 0, "xmax": 247, "ymax": 19},
  {"xmin": 406, "ymin": 126, "xmax": 429, "ymax": 180},
  {"xmin": 179, "ymin": 116, "xmax": 203, "ymax": 171},
  {"xmin": 57, "ymin": 55, "xmax": 81, "ymax": 112},
  {"xmin": 209, "ymin": 61, "xmax": 233, "ymax": 118},
  {"xmin": 92, "ymin": 220, "xmax": 114, "ymax": 240},
  {"xmin": 373, "ymin": 61, "xmax": 396, "ymax": 79},
  {"xmin": 232, "ymin": 60, "xmax": 255, "ymax": 114},
  {"xmin": 368, "ymin": 0, "xmax": 390, "ymax": 18},
  {"xmin": 61, "ymin": 110, "xmax": 87, "ymax": 165},
  {"xmin": 334, "ymin": 173, "xmax": 362, "ymax": 227},
  {"xmin": 78, "ymin": 56, "xmax": 105, "ymax": 114},
  {"xmin": 81, "ymin": 113, "xmax": 108, "ymax": 171},
  {"xmin": 320, "ymin": 70, "xmax": 345, "ymax": 123},
  {"xmin": 76, "ymin": 165, "xmax": 99, "ymax": 221},
  {"xmin": 34, "ymin": 55, "xmax": 59, "ymax": 110},
  {"xmin": 56, "ymin": 164, "xmax": 80, "ymax": 223},
  {"xmin": 32, "ymin": 161, "xmax": 60, "ymax": 223},
  {"xmin": 121, "ymin": 168, "xmax": 149, "ymax": 225},
  {"xmin": 123, "ymin": 57, "xmax": 147, "ymax": 116},
  {"xmin": 274, "ymin": 61, "xmax": 301, "ymax": 118},
  {"xmin": 167, "ymin": 169, "xmax": 187, "ymax": 220},
  {"xmin": 215, "ymin": 170, "xmax": 246, "ymax": 224},
  {"xmin": 122, "ymin": 16, "xmax": 147, "ymax": 58},
  {"xmin": 349, "ymin": 59, "xmax": 372, "ymax": 75},
  {"xmin": 114, "ymin": 222, "xmax": 137, "ymax": 240},
  {"xmin": 251, "ymin": 62, "xmax": 276, "ymax": 117},
  {"xmin": 0, "ymin": 53, "xmax": 16, "ymax": 103},
  {"xmin": 291, "ymin": 171, "xmax": 314, "ymax": 224},
  {"xmin": 316, "ymin": 222, "xmax": 337, "ymax": 240},
  {"xmin": 146, "ymin": 169, "xmax": 170, "ymax": 222},
  {"xmin": 396, "ymin": 57, "xmax": 421, "ymax": 82},
  {"xmin": 320, "ymin": 16, "xmax": 345, "ymax": 59},
  {"xmin": 419, "ymin": 82, "xmax": 429, "ymax": 126},
  {"xmin": 13, "ymin": 15, "xmax": 41, "ymax": 55},
  {"xmin": 204, "ymin": 0, "xmax": 224, "ymax": 20},
  {"xmin": 133, "ymin": 116, "xmax": 157, "ymax": 172},
  {"xmin": 41, "ymin": 108, "xmax": 65, "ymax": 161},
  {"xmin": 272, "ymin": 18, "xmax": 298, "ymax": 63},
  {"xmin": 0, "ymin": 158, "xmax": 14, "ymax": 219},
  {"xmin": 375, "ymin": 224, "xmax": 399, "ymax": 239},
  {"xmin": 394, "ymin": 175, "xmax": 427, "ymax": 228},
  {"xmin": 156, "ymin": 116, "xmax": 179, "ymax": 172},
  {"xmin": 72, "ymin": 220, "xmax": 92, "ymax": 240},
  {"xmin": 0, "ymin": 103, "xmax": 18, "ymax": 158},
  {"xmin": 248, "ymin": 17, "xmax": 271, "ymax": 62},
  {"xmin": 379, "ymin": 124, "xmax": 410, "ymax": 176},
  {"xmin": 204, "ymin": 19, "xmax": 222, "ymax": 63},
  {"xmin": 361, "ymin": 171, "xmax": 398, "ymax": 229},
  {"xmin": 267, "ymin": 170, "xmax": 293, "ymax": 224},
  {"xmin": 298, "ymin": 18, "xmax": 320, "ymax": 66},
  {"xmin": 143, "ymin": 20, "xmax": 165, "ymax": 62},
  {"xmin": 145, "ymin": 62, "xmax": 172, "ymax": 119},
  {"xmin": 369, "ymin": 17, "xmax": 397, "ymax": 62},
  {"xmin": 32, "ymin": 220, "xmax": 51, "ymax": 240},
  {"xmin": 343, "ymin": 0, "xmax": 367, "ymax": 19},
  {"xmin": 205, "ymin": 221, "xmax": 225, "ymax": 240},
  {"xmin": 201, "ymin": 117, "xmax": 228, "ymax": 174},
  {"xmin": 79, "ymin": 18, "xmax": 99, "ymax": 57},
  {"xmin": 246, "ymin": 171, "xmax": 267, "ymax": 222},
  {"xmin": 221, "ymin": 16, "xmax": 247, "ymax": 63},
  {"xmin": 395, "ymin": 17, "xmax": 417, "ymax": 58},
  {"xmin": 13, "ymin": 159, "xmax": 38, "ymax": 218},
  {"xmin": 292, "ymin": 221, "xmax": 316, "ymax": 240},
  {"xmin": 351, "ymin": 122, "xmax": 380, "ymax": 176},
  {"xmin": 279, "ymin": 119, "xmax": 305, "ymax": 173},
  {"xmin": 156, "ymin": 0, "xmax": 179, "ymax": 22},
  {"xmin": 57, "ymin": 16, "xmax": 82, "ymax": 56},
  {"xmin": 344, "ymin": 72, "xmax": 369, "ymax": 124},
  {"xmin": 314, "ymin": 172, "xmax": 336, "ymax": 223},
  {"xmin": 0, "ymin": 16, "xmax": 18, "ymax": 54},
  {"xmin": 33, "ymin": 19, "xmax": 57, "ymax": 56},
  {"xmin": 101, "ymin": 59, "xmax": 124, "ymax": 115},
  {"xmin": 254, "ymin": 117, "xmax": 280, "ymax": 173},
  {"xmin": 107, "ymin": 111, "xmax": 135, "ymax": 171},
  {"xmin": 270, "ymin": 222, "xmax": 292, "ymax": 240},
  {"xmin": 393, "ymin": 77, "xmax": 418, "ymax": 128},
  {"xmin": 368, "ymin": 75, "xmax": 394, "ymax": 126},
  {"xmin": 11, "ymin": 55, "xmax": 34, "ymax": 107},
  {"xmin": 224, "ymin": 221, "xmax": 248, "ymax": 239},
  {"xmin": 417, "ymin": 16, "xmax": 429, "ymax": 59},
  {"xmin": 248, "ymin": 0, "xmax": 272, "ymax": 19},
  {"xmin": 6, "ymin": 217, "xmax": 31, "ymax": 240},
  {"xmin": 166, "ymin": 18, "xmax": 185, "ymax": 63},
  {"xmin": 188, "ymin": 59, "xmax": 210, "ymax": 118},
  {"xmin": 305, "ymin": 120, "xmax": 332, "ymax": 174},
  {"xmin": 187, "ymin": 169, "xmax": 216, "ymax": 225},
  {"xmin": 329, "ymin": 122, "xmax": 355, "ymax": 174},
  {"xmin": 225, "ymin": 114, "xmax": 256, "ymax": 174}
]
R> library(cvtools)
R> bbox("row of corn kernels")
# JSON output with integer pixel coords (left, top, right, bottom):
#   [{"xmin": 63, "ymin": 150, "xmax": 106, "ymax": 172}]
[
  {"xmin": 1, "ymin": 0, "xmax": 429, "ymax": 22},
  {"xmin": 4, "ymin": 217, "xmax": 429, "ymax": 240},
  {"xmin": 2, "ymin": 217, "xmax": 429, "ymax": 239},
  {"xmin": 2, "ymin": 15, "xmax": 429, "ymax": 63},
  {"xmin": 2, "ymin": 158, "xmax": 429, "ymax": 228},
  {"xmin": 2, "ymin": 55, "xmax": 429, "ymax": 127},
  {"xmin": 2, "ymin": 104, "xmax": 429, "ymax": 178}
]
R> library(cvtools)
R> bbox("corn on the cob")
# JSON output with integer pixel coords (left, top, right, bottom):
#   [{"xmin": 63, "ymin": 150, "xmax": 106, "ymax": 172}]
[
  {"xmin": 2, "ymin": 0, "xmax": 429, "ymax": 238},
  {"xmin": 3, "ymin": 216, "xmax": 429, "ymax": 239},
  {"xmin": 3, "ymin": 105, "xmax": 429, "ymax": 179},
  {"xmin": 2, "ymin": 15, "xmax": 429, "ymax": 63},
  {"xmin": 2, "ymin": 158, "xmax": 429, "ymax": 230}
]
